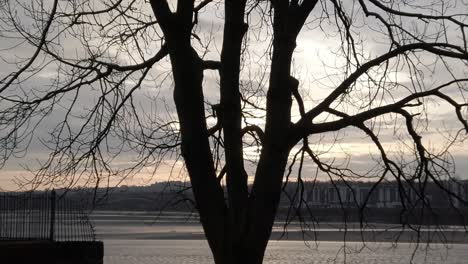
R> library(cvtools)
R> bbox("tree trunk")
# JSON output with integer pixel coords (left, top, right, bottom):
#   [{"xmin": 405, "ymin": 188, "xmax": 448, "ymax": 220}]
[
  {"xmin": 219, "ymin": 0, "xmax": 249, "ymax": 263},
  {"xmin": 240, "ymin": 2, "xmax": 297, "ymax": 262},
  {"xmin": 169, "ymin": 43, "xmax": 228, "ymax": 264},
  {"xmin": 149, "ymin": 1, "xmax": 230, "ymax": 262}
]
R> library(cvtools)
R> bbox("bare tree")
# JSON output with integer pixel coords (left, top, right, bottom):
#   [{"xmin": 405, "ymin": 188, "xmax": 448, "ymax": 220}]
[{"xmin": 1, "ymin": 0, "xmax": 468, "ymax": 263}]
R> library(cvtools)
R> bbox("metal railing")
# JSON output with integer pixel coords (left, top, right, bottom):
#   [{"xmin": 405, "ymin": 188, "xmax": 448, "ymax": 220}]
[{"xmin": 0, "ymin": 190, "xmax": 95, "ymax": 241}]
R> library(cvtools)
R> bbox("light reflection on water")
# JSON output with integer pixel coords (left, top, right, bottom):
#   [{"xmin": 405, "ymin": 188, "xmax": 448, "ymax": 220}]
[{"xmin": 104, "ymin": 239, "xmax": 468, "ymax": 264}]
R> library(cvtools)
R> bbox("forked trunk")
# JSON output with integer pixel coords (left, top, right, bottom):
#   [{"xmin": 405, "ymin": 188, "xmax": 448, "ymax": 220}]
[
  {"xmin": 167, "ymin": 53, "xmax": 293, "ymax": 264},
  {"xmin": 152, "ymin": 1, "xmax": 297, "ymax": 263}
]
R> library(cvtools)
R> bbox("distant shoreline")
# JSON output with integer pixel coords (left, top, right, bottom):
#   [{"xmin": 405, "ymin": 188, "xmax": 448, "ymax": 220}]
[
  {"xmin": 92, "ymin": 211, "xmax": 468, "ymax": 244},
  {"xmin": 97, "ymin": 230, "xmax": 468, "ymax": 244}
]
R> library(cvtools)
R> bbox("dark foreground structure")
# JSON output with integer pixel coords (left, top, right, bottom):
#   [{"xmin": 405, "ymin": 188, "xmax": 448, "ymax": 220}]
[
  {"xmin": 0, "ymin": 191, "xmax": 103, "ymax": 264},
  {"xmin": 0, "ymin": 240, "xmax": 103, "ymax": 264}
]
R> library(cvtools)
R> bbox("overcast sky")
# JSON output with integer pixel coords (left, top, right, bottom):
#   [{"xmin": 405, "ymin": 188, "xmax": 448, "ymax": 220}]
[{"xmin": 0, "ymin": 0, "xmax": 467, "ymax": 191}]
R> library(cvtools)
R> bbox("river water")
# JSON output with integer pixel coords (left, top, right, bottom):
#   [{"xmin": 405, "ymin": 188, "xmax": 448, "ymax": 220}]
[
  {"xmin": 93, "ymin": 211, "xmax": 468, "ymax": 264},
  {"xmin": 104, "ymin": 239, "xmax": 468, "ymax": 264}
]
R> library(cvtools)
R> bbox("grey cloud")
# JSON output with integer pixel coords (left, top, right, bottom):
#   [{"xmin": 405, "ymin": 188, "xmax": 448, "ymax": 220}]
[{"xmin": 1, "ymin": 0, "xmax": 467, "ymax": 190}]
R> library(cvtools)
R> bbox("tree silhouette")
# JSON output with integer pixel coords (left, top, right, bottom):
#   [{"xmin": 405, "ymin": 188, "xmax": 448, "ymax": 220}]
[{"xmin": 1, "ymin": 0, "xmax": 468, "ymax": 263}]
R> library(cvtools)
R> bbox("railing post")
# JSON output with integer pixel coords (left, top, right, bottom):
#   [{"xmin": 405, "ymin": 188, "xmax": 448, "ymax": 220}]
[{"xmin": 49, "ymin": 189, "xmax": 56, "ymax": 241}]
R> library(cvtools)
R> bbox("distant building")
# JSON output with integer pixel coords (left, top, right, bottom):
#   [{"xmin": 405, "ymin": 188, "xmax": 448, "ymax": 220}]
[{"xmin": 301, "ymin": 180, "xmax": 468, "ymax": 209}]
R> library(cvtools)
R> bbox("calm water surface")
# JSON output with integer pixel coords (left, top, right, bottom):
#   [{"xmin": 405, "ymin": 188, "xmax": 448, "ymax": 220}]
[
  {"xmin": 104, "ymin": 239, "xmax": 468, "ymax": 264},
  {"xmin": 94, "ymin": 211, "xmax": 468, "ymax": 264}
]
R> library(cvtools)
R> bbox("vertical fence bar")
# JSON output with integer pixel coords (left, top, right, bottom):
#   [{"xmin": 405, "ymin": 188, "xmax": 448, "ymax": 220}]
[
  {"xmin": 20, "ymin": 194, "xmax": 22, "ymax": 239},
  {"xmin": 76, "ymin": 201, "xmax": 79, "ymax": 241},
  {"xmin": 2, "ymin": 194, "xmax": 4, "ymax": 239},
  {"xmin": 22, "ymin": 194, "xmax": 25, "ymax": 240},
  {"xmin": 5, "ymin": 194, "xmax": 7, "ymax": 239},
  {"xmin": 24, "ymin": 194, "xmax": 28, "ymax": 240},
  {"xmin": 1, "ymin": 194, "xmax": 3, "ymax": 238},
  {"xmin": 61, "ymin": 196, "xmax": 64, "ymax": 241},
  {"xmin": 0, "ymin": 194, "xmax": 3, "ymax": 238},
  {"xmin": 40, "ymin": 193, "xmax": 43, "ymax": 239},
  {"xmin": 46, "ymin": 192, "xmax": 50, "ymax": 240},
  {"xmin": 60, "ymin": 197, "xmax": 63, "ymax": 241},
  {"xmin": 14, "ymin": 194, "xmax": 18, "ymax": 239},
  {"xmin": 9, "ymin": 194, "xmax": 12, "ymax": 240},
  {"xmin": 81, "ymin": 208, "xmax": 86, "ymax": 241},
  {"xmin": 0, "ymin": 194, "xmax": 2, "ymax": 238},
  {"xmin": 49, "ymin": 190, "xmax": 56, "ymax": 241},
  {"xmin": 68, "ymin": 199, "xmax": 71, "ymax": 241},
  {"xmin": 61, "ymin": 197, "xmax": 64, "ymax": 241},
  {"xmin": 31, "ymin": 194, "xmax": 34, "ymax": 239},
  {"xmin": 65, "ymin": 198, "xmax": 67, "ymax": 241},
  {"xmin": 41, "ymin": 193, "xmax": 44, "ymax": 239},
  {"xmin": 23, "ymin": 194, "xmax": 26, "ymax": 239},
  {"xmin": 12, "ymin": 194, "xmax": 15, "ymax": 240},
  {"xmin": 42, "ymin": 193, "xmax": 46, "ymax": 239},
  {"xmin": 37, "ymin": 194, "xmax": 39, "ymax": 239},
  {"xmin": 57, "ymin": 196, "xmax": 60, "ymax": 241},
  {"xmin": 11, "ymin": 194, "xmax": 14, "ymax": 240},
  {"xmin": 69, "ymin": 199, "xmax": 72, "ymax": 241},
  {"xmin": 0, "ymin": 194, "xmax": 3, "ymax": 237},
  {"xmin": 14, "ymin": 194, "xmax": 17, "ymax": 239},
  {"xmin": 79, "ymin": 209, "xmax": 83, "ymax": 241},
  {"xmin": 21, "ymin": 194, "xmax": 24, "ymax": 240},
  {"xmin": 7, "ymin": 195, "xmax": 10, "ymax": 239},
  {"xmin": 73, "ymin": 201, "xmax": 77, "ymax": 241},
  {"xmin": 11, "ymin": 194, "xmax": 14, "ymax": 239},
  {"xmin": 70, "ymin": 200, "xmax": 73, "ymax": 241},
  {"xmin": 3, "ymin": 194, "xmax": 6, "ymax": 239}
]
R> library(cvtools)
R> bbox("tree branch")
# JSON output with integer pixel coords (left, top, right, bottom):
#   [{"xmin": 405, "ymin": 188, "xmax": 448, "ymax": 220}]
[
  {"xmin": 0, "ymin": 0, "xmax": 59, "ymax": 94},
  {"xmin": 297, "ymin": 43, "xmax": 468, "ymax": 125},
  {"xmin": 293, "ymin": 78, "xmax": 468, "ymax": 141}
]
